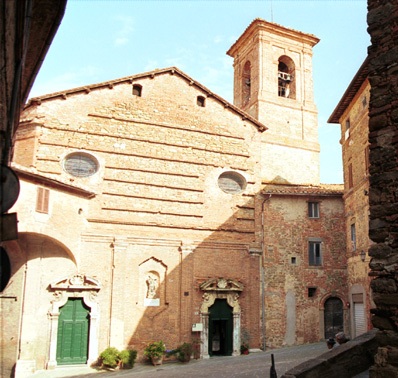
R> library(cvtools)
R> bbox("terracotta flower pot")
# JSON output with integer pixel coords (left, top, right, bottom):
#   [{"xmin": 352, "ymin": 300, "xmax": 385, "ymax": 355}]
[{"xmin": 151, "ymin": 356, "xmax": 163, "ymax": 366}]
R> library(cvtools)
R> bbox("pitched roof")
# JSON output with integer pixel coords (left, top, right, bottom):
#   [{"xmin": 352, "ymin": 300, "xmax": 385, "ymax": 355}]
[
  {"xmin": 328, "ymin": 57, "xmax": 369, "ymax": 124},
  {"xmin": 262, "ymin": 183, "xmax": 344, "ymax": 197},
  {"xmin": 25, "ymin": 66, "xmax": 267, "ymax": 133},
  {"xmin": 227, "ymin": 18, "xmax": 319, "ymax": 57},
  {"xmin": 12, "ymin": 163, "xmax": 96, "ymax": 198}
]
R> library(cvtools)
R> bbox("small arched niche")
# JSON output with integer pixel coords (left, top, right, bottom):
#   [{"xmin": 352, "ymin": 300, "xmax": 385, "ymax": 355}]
[{"xmin": 278, "ymin": 55, "xmax": 296, "ymax": 99}]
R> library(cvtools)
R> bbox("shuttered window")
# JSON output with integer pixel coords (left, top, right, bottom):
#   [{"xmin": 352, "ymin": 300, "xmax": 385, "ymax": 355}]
[{"xmin": 36, "ymin": 187, "xmax": 49, "ymax": 214}]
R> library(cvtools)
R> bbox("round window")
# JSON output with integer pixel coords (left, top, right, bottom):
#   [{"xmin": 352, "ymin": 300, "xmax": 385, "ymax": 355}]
[
  {"xmin": 218, "ymin": 171, "xmax": 247, "ymax": 194},
  {"xmin": 63, "ymin": 152, "xmax": 99, "ymax": 178}
]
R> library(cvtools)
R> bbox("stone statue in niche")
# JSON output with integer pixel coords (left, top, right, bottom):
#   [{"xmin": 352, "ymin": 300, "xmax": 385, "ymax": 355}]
[{"xmin": 146, "ymin": 275, "xmax": 158, "ymax": 299}]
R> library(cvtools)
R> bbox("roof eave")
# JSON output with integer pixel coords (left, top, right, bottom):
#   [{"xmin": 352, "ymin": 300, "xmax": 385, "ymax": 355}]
[{"xmin": 328, "ymin": 57, "xmax": 369, "ymax": 124}]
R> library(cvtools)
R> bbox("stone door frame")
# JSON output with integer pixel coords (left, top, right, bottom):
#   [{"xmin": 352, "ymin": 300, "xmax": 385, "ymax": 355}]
[
  {"xmin": 47, "ymin": 274, "xmax": 101, "ymax": 369},
  {"xmin": 199, "ymin": 278, "xmax": 243, "ymax": 358}
]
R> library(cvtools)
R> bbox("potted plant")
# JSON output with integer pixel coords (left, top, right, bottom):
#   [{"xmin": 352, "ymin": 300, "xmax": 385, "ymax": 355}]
[
  {"xmin": 143, "ymin": 341, "xmax": 166, "ymax": 366},
  {"xmin": 98, "ymin": 347, "xmax": 137, "ymax": 369},
  {"xmin": 177, "ymin": 342, "xmax": 193, "ymax": 362},
  {"xmin": 240, "ymin": 342, "xmax": 249, "ymax": 355}
]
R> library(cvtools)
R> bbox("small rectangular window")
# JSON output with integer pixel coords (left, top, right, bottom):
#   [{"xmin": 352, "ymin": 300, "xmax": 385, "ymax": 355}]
[
  {"xmin": 362, "ymin": 95, "xmax": 367, "ymax": 108},
  {"xmin": 291, "ymin": 257, "xmax": 296, "ymax": 265},
  {"xmin": 344, "ymin": 118, "xmax": 351, "ymax": 140},
  {"xmin": 36, "ymin": 187, "xmax": 49, "ymax": 214},
  {"xmin": 133, "ymin": 84, "xmax": 142, "ymax": 97},
  {"xmin": 309, "ymin": 241, "xmax": 322, "ymax": 266},
  {"xmin": 308, "ymin": 202, "xmax": 319, "ymax": 218},
  {"xmin": 308, "ymin": 287, "xmax": 317, "ymax": 297},
  {"xmin": 365, "ymin": 146, "xmax": 370, "ymax": 175},
  {"xmin": 197, "ymin": 96, "xmax": 205, "ymax": 107},
  {"xmin": 351, "ymin": 224, "xmax": 356, "ymax": 251},
  {"xmin": 348, "ymin": 163, "xmax": 353, "ymax": 189}
]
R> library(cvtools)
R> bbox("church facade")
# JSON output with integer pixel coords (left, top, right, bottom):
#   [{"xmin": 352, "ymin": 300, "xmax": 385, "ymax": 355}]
[{"xmin": 2, "ymin": 19, "xmax": 350, "ymax": 376}]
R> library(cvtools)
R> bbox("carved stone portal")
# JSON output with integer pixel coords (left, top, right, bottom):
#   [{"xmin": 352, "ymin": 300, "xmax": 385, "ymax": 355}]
[
  {"xmin": 199, "ymin": 278, "xmax": 244, "ymax": 358},
  {"xmin": 47, "ymin": 274, "xmax": 101, "ymax": 369}
]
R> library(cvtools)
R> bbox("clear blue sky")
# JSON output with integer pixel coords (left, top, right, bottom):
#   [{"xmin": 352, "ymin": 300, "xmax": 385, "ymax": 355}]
[{"xmin": 29, "ymin": 0, "xmax": 370, "ymax": 184}]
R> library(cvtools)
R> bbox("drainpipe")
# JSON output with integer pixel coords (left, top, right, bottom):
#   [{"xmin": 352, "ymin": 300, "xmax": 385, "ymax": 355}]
[
  {"xmin": 179, "ymin": 245, "xmax": 183, "ymax": 344},
  {"xmin": 261, "ymin": 194, "xmax": 272, "ymax": 350},
  {"xmin": 17, "ymin": 262, "xmax": 28, "ymax": 359},
  {"xmin": 108, "ymin": 240, "xmax": 116, "ymax": 347}
]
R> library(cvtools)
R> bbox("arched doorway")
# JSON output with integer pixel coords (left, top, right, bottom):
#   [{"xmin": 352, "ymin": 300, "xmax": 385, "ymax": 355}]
[
  {"xmin": 57, "ymin": 298, "xmax": 90, "ymax": 365},
  {"xmin": 199, "ymin": 278, "xmax": 244, "ymax": 358},
  {"xmin": 209, "ymin": 299, "xmax": 233, "ymax": 356},
  {"xmin": 324, "ymin": 297, "xmax": 344, "ymax": 339},
  {"xmin": 47, "ymin": 274, "xmax": 101, "ymax": 369}
]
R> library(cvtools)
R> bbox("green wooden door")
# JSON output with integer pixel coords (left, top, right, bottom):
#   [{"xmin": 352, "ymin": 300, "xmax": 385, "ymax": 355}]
[
  {"xmin": 57, "ymin": 298, "xmax": 90, "ymax": 365},
  {"xmin": 209, "ymin": 299, "xmax": 233, "ymax": 356}
]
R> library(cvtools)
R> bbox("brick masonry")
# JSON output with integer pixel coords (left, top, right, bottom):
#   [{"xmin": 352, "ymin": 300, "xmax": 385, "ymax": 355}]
[
  {"xmin": 367, "ymin": 0, "xmax": 398, "ymax": 376},
  {"xmin": 0, "ymin": 20, "xmax": 350, "ymax": 377}
]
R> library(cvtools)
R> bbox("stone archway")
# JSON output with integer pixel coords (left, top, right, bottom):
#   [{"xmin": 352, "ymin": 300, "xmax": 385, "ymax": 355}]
[
  {"xmin": 47, "ymin": 274, "xmax": 101, "ymax": 369},
  {"xmin": 199, "ymin": 278, "xmax": 244, "ymax": 358}
]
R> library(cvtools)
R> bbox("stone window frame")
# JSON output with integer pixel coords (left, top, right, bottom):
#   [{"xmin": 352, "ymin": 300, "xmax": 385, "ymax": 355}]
[
  {"xmin": 308, "ymin": 201, "xmax": 320, "ymax": 219},
  {"xmin": 308, "ymin": 238, "xmax": 322, "ymax": 267},
  {"xmin": 63, "ymin": 151, "xmax": 99, "ymax": 178},
  {"xmin": 217, "ymin": 171, "xmax": 247, "ymax": 194}
]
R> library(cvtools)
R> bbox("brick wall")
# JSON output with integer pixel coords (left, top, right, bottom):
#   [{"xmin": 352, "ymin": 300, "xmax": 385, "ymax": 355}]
[{"xmin": 262, "ymin": 192, "xmax": 346, "ymax": 347}]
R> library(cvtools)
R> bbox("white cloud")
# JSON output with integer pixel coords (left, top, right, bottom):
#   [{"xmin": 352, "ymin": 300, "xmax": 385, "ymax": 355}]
[
  {"xmin": 213, "ymin": 35, "xmax": 223, "ymax": 44},
  {"xmin": 113, "ymin": 15, "xmax": 134, "ymax": 47}
]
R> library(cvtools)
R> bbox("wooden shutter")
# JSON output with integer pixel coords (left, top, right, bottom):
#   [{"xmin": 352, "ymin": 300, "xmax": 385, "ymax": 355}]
[
  {"xmin": 36, "ymin": 187, "xmax": 49, "ymax": 213},
  {"xmin": 354, "ymin": 302, "xmax": 366, "ymax": 337}
]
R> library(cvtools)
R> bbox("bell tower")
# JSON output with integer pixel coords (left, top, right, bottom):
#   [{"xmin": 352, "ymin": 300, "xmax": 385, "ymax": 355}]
[{"xmin": 227, "ymin": 19, "xmax": 320, "ymax": 185}]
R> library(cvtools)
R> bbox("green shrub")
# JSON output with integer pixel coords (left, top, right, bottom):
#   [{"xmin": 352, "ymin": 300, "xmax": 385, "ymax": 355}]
[
  {"xmin": 99, "ymin": 347, "xmax": 137, "ymax": 369},
  {"xmin": 177, "ymin": 342, "xmax": 193, "ymax": 362},
  {"xmin": 99, "ymin": 347, "xmax": 120, "ymax": 368},
  {"xmin": 119, "ymin": 349, "xmax": 137, "ymax": 368},
  {"xmin": 143, "ymin": 341, "xmax": 166, "ymax": 359}
]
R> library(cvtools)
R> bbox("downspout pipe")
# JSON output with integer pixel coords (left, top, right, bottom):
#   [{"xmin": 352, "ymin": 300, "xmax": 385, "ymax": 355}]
[{"xmin": 261, "ymin": 194, "xmax": 272, "ymax": 350}]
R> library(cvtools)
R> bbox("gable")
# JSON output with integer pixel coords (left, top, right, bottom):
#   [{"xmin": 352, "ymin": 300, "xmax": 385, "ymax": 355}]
[{"xmin": 16, "ymin": 69, "xmax": 264, "ymax": 233}]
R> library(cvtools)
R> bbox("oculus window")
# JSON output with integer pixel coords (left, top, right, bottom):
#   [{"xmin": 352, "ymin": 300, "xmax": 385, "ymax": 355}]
[
  {"xmin": 218, "ymin": 171, "xmax": 247, "ymax": 194},
  {"xmin": 63, "ymin": 152, "xmax": 99, "ymax": 178}
]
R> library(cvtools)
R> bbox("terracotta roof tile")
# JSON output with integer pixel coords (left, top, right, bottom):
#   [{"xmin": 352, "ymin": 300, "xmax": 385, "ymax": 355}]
[{"xmin": 262, "ymin": 183, "xmax": 344, "ymax": 196}]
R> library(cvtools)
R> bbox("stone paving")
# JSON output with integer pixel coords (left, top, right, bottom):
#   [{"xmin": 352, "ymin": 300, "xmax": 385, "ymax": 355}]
[{"xmin": 30, "ymin": 342, "xmax": 369, "ymax": 378}]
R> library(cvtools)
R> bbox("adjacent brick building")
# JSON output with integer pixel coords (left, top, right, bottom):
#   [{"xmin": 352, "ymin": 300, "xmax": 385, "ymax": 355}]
[
  {"xmin": 1, "ymin": 19, "xmax": 352, "ymax": 376},
  {"xmin": 328, "ymin": 58, "xmax": 374, "ymax": 339}
]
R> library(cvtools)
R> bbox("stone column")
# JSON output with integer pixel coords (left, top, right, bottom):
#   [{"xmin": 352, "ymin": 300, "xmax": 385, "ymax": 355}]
[
  {"xmin": 47, "ymin": 309, "xmax": 61, "ymax": 369},
  {"xmin": 200, "ymin": 312, "xmax": 210, "ymax": 359},
  {"xmin": 232, "ymin": 312, "xmax": 241, "ymax": 356}
]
